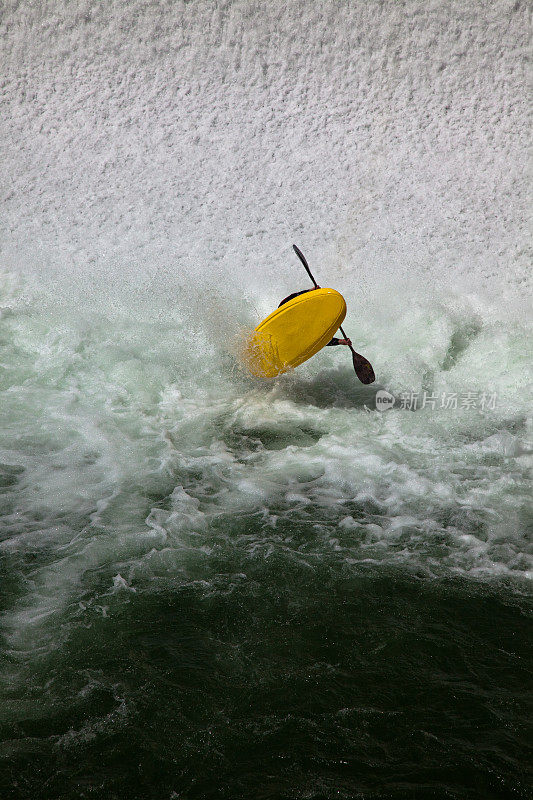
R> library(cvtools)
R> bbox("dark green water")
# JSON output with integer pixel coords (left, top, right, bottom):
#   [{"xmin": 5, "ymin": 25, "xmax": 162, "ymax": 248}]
[
  {"xmin": 1, "ymin": 542, "xmax": 531, "ymax": 800},
  {"xmin": 0, "ymin": 440, "xmax": 531, "ymax": 800}
]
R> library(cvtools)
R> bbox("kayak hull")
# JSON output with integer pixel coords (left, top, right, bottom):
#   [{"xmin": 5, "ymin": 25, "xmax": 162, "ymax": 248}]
[{"xmin": 244, "ymin": 288, "xmax": 347, "ymax": 378}]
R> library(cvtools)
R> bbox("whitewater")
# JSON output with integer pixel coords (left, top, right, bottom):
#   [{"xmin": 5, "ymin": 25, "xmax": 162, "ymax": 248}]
[{"xmin": 1, "ymin": 1, "xmax": 531, "ymax": 798}]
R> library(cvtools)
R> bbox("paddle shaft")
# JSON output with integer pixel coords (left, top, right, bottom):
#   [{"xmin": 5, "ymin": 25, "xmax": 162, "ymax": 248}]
[
  {"xmin": 291, "ymin": 244, "xmax": 375, "ymax": 384},
  {"xmin": 338, "ymin": 325, "xmax": 351, "ymax": 346},
  {"xmin": 293, "ymin": 245, "xmax": 351, "ymax": 348}
]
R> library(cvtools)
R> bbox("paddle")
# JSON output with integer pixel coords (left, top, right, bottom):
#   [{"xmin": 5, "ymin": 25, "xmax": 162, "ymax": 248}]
[{"xmin": 292, "ymin": 244, "xmax": 376, "ymax": 384}]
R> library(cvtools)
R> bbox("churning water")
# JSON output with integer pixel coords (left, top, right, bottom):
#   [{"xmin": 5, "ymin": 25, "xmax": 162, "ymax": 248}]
[{"xmin": 1, "ymin": 2, "xmax": 531, "ymax": 798}]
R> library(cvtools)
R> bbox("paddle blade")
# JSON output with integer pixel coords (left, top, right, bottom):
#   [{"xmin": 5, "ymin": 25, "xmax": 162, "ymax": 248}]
[
  {"xmin": 351, "ymin": 350, "xmax": 375, "ymax": 384},
  {"xmin": 292, "ymin": 245, "xmax": 318, "ymax": 287}
]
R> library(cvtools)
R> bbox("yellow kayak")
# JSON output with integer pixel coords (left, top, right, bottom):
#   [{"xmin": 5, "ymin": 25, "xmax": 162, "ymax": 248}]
[{"xmin": 244, "ymin": 288, "xmax": 347, "ymax": 378}]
